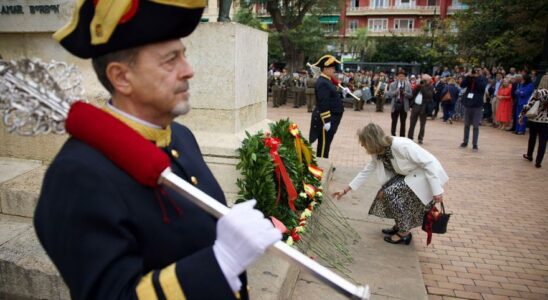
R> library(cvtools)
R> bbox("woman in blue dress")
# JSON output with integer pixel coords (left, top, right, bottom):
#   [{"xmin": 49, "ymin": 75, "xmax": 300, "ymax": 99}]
[{"xmin": 515, "ymin": 74, "xmax": 535, "ymax": 134}]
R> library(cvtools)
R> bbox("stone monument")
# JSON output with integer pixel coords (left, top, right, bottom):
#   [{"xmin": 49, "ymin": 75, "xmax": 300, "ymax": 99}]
[{"xmin": 0, "ymin": 0, "xmax": 269, "ymax": 202}]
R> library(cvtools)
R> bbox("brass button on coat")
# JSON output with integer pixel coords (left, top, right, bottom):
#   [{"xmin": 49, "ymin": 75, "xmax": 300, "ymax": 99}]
[
  {"xmin": 191, "ymin": 176, "xmax": 198, "ymax": 185},
  {"xmin": 171, "ymin": 149, "xmax": 179, "ymax": 158}
]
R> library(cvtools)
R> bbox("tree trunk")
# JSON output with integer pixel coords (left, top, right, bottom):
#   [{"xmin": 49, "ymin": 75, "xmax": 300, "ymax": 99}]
[{"xmin": 279, "ymin": 34, "xmax": 304, "ymax": 73}]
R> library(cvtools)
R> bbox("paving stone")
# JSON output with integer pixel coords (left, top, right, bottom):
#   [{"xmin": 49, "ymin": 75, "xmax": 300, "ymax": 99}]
[{"xmin": 268, "ymin": 103, "xmax": 548, "ymax": 299}]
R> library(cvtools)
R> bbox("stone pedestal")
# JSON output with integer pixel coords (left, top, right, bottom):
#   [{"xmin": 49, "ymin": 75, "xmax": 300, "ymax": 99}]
[{"xmin": 180, "ymin": 23, "xmax": 269, "ymax": 203}]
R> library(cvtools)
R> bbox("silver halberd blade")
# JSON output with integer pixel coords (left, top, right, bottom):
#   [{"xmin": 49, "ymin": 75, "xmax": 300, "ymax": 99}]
[{"xmin": 0, "ymin": 58, "xmax": 83, "ymax": 135}]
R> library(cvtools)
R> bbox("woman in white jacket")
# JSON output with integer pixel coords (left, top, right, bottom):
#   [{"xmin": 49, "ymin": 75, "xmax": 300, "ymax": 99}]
[{"xmin": 333, "ymin": 123, "xmax": 448, "ymax": 245}]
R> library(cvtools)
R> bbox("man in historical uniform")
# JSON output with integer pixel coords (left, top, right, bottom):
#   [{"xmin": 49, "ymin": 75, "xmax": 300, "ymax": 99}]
[
  {"xmin": 308, "ymin": 55, "xmax": 344, "ymax": 158},
  {"xmin": 34, "ymin": 1, "xmax": 281, "ymax": 299}
]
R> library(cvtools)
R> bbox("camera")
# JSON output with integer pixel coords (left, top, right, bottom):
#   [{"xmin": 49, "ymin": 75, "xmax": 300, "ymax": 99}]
[{"xmin": 420, "ymin": 80, "xmax": 425, "ymax": 85}]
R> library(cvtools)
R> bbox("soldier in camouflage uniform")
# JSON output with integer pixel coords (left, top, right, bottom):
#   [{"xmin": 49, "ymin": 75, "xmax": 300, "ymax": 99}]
[
  {"xmin": 305, "ymin": 73, "xmax": 317, "ymax": 112},
  {"xmin": 280, "ymin": 69, "xmax": 290, "ymax": 105},
  {"xmin": 375, "ymin": 73, "xmax": 389, "ymax": 112},
  {"xmin": 271, "ymin": 72, "xmax": 283, "ymax": 108}
]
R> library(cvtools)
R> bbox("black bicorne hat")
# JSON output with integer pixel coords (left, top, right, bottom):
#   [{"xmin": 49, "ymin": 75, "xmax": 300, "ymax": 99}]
[
  {"xmin": 312, "ymin": 55, "xmax": 341, "ymax": 70},
  {"xmin": 54, "ymin": 0, "xmax": 206, "ymax": 59}
]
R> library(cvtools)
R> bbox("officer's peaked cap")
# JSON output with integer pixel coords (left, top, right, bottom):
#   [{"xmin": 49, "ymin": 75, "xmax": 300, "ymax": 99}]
[{"xmin": 54, "ymin": 0, "xmax": 206, "ymax": 59}]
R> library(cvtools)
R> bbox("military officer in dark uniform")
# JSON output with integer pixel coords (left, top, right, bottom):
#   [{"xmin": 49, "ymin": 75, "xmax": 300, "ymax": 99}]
[
  {"xmin": 308, "ymin": 55, "xmax": 344, "ymax": 158},
  {"xmin": 34, "ymin": 1, "xmax": 281, "ymax": 299}
]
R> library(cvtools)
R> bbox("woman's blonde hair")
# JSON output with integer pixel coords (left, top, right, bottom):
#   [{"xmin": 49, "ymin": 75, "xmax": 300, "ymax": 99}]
[{"xmin": 357, "ymin": 123, "xmax": 393, "ymax": 154}]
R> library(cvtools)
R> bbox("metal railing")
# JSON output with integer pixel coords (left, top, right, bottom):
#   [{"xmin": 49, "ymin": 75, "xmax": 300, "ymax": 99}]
[
  {"xmin": 347, "ymin": 5, "xmax": 437, "ymax": 12},
  {"xmin": 345, "ymin": 28, "xmax": 423, "ymax": 36}
]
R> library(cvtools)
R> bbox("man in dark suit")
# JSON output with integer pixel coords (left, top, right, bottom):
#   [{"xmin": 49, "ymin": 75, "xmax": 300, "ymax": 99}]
[
  {"xmin": 308, "ymin": 55, "xmax": 344, "ymax": 158},
  {"xmin": 460, "ymin": 69, "xmax": 488, "ymax": 151},
  {"xmin": 408, "ymin": 74, "xmax": 435, "ymax": 144},
  {"xmin": 34, "ymin": 1, "xmax": 281, "ymax": 299},
  {"xmin": 386, "ymin": 70, "xmax": 413, "ymax": 137}
]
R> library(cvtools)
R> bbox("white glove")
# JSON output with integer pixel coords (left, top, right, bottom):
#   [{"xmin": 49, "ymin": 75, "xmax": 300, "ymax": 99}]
[
  {"xmin": 213, "ymin": 200, "xmax": 282, "ymax": 292},
  {"xmin": 323, "ymin": 122, "xmax": 331, "ymax": 132},
  {"xmin": 342, "ymin": 87, "xmax": 351, "ymax": 98}
]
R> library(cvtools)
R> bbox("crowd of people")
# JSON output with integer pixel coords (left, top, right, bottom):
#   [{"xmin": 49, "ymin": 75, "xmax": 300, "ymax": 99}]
[{"xmin": 268, "ymin": 64, "xmax": 547, "ymax": 167}]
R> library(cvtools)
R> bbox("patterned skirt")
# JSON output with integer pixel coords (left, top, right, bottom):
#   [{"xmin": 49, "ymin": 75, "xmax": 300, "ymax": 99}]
[{"xmin": 369, "ymin": 175, "xmax": 433, "ymax": 232}]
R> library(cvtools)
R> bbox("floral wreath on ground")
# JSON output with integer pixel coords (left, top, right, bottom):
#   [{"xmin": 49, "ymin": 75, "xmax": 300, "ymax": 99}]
[{"xmin": 236, "ymin": 119, "xmax": 324, "ymax": 245}]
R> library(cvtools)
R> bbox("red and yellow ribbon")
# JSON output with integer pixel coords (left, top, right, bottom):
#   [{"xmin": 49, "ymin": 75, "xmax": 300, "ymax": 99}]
[
  {"xmin": 289, "ymin": 123, "xmax": 312, "ymax": 165},
  {"xmin": 264, "ymin": 137, "xmax": 298, "ymax": 211},
  {"xmin": 303, "ymin": 183, "xmax": 317, "ymax": 199},
  {"xmin": 308, "ymin": 164, "xmax": 323, "ymax": 180}
]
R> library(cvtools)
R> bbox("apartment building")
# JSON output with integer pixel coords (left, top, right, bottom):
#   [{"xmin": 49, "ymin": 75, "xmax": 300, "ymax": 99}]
[{"xmin": 342, "ymin": 0, "xmax": 467, "ymax": 37}]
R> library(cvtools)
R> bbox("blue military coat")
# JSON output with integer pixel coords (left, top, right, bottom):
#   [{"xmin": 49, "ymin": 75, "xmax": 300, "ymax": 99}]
[{"xmin": 35, "ymin": 123, "xmax": 248, "ymax": 300}]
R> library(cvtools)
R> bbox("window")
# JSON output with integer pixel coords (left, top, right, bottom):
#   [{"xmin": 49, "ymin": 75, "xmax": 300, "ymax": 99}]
[
  {"xmin": 368, "ymin": 19, "xmax": 388, "ymax": 32},
  {"xmin": 394, "ymin": 19, "xmax": 414, "ymax": 31},
  {"xmin": 396, "ymin": 0, "xmax": 415, "ymax": 7},
  {"xmin": 371, "ymin": 0, "xmax": 388, "ymax": 8},
  {"xmin": 427, "ymin": 0, "xmax": 437, "ymax": 6},
  {"xmin": 350, "ymin": 0, "xmax": 360, "ymax": 9},
  {"xmin": 257, "ymin": 3, "xmax": 267, "ymax": 14},
  {"xmin": 323, "ymin": 24, "xmax": 337, "ymax": 33},
  {"xmin": 349, "ymin": 20, "xmax": 359, "ymax": 32}
]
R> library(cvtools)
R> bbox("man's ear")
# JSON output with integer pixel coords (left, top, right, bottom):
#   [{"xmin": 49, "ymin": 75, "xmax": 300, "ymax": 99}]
[{"xmin": 106, "ymin": 62, "xmax": 132, "ymax": 96}]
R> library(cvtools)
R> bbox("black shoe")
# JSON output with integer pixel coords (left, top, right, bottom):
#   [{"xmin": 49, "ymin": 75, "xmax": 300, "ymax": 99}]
[
  {"xmin": 381, "ymin": 226, "xmax": 399, "ymax": 235},
  {"xmin": 460, "ymin": 143, "xmax": 468, "ymax": 148},
  {"xmin": 535, "ymin": 163, "xmax": 542, "ymax": 168},
  {"xmin": 384, "ymin": 233, "xmax": 412, "ymax": 245},
  {"xmin": 523, "ymin": 154, "xmax": 533, "ymax": 162},
  {"xmin": 472, "ymin": 145, "xmax": 479, "ymax": 151},
  {"xmin": 418, "ymin": 140, "xmax": 423, "ymax": 144}
]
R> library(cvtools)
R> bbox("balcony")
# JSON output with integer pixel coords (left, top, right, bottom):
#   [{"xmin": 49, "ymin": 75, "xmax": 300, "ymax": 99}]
[
  {"xmin": 347, "ymin": 5, "xmax": 439, "ymax": 16},
  {"xmin": 447, "ymin": 5, "xmax": 468, "ymax": 13},
  {"xmin": 345, "ymin": 27, "xmax": 424, "ymax": 37}
]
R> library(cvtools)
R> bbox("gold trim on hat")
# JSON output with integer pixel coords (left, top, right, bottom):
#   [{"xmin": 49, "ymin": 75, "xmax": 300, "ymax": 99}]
[
  {"xmin": 52, "ymin": 0, "xmax": 86, "ymax": 42},
  {"xmin": 91, "ymin": 0, "xmax": 133, "ymax": 45},
  {"xmin": 312, "ymin": 55, "xmax": 341, "ymax": 68},
  {"xmin": 149, "ymin": 0, "xmax": 206, "ymax": 8}
]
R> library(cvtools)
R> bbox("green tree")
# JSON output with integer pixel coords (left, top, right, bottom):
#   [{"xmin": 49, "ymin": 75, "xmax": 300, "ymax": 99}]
[
  {"xmin": 234, "ymin": 6, "xmax": 264, "ymax": 30},
  {"xmin": 453, "ymin": 0, "xmax": 548, "ymax": 69},
  {"xmin": 347, "ymin": 28, "xmax": 377, "ymax": 61},
  {"xmin": 369, "ymin": 35, "xmax": 422, "ymax": 63},
  {"xmin": 263, "ymin": 0, "xmax": 339, "ymax": 71},
  {"xmin": 235, "ymin": 2, "xmax": 338, "ymax": 71}
]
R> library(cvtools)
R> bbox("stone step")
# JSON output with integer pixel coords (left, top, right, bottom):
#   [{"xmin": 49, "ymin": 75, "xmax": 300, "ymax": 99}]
[
  {"xmin": 0, "ymin": 157, "xmax": 333, "ymax": 299},
  {"xmin": 0, "ymin": 215, "xmax": 70, "ymax": 300},
  {"xmin": 0, "ymin": 157, "xmax": 46, "ymax": 218}
]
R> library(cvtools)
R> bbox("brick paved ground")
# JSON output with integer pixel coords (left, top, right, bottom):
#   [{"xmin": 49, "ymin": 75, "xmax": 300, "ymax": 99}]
[{"xmin": 267, "ymin": 100, "xmax": 548, "ymax": 300}]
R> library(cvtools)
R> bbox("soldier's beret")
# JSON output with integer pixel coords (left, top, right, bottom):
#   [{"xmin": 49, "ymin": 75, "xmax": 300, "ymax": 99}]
[
  {"xmin": 54, "ymin": 0, "xmax": 206, "ymax": 59},
  {"xmin": 312, "ymin": 55, "xmax": 341, "ymax": 70}
]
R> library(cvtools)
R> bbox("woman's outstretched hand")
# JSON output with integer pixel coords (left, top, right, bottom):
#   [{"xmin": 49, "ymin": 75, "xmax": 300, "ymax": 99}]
[
  {"xmin": 332, "ymin": 186, "xmax": 352, "ymax": 200},
  {"xmin": 433, "ymin": 194, "xmax": 443, "ymax": 203}
]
